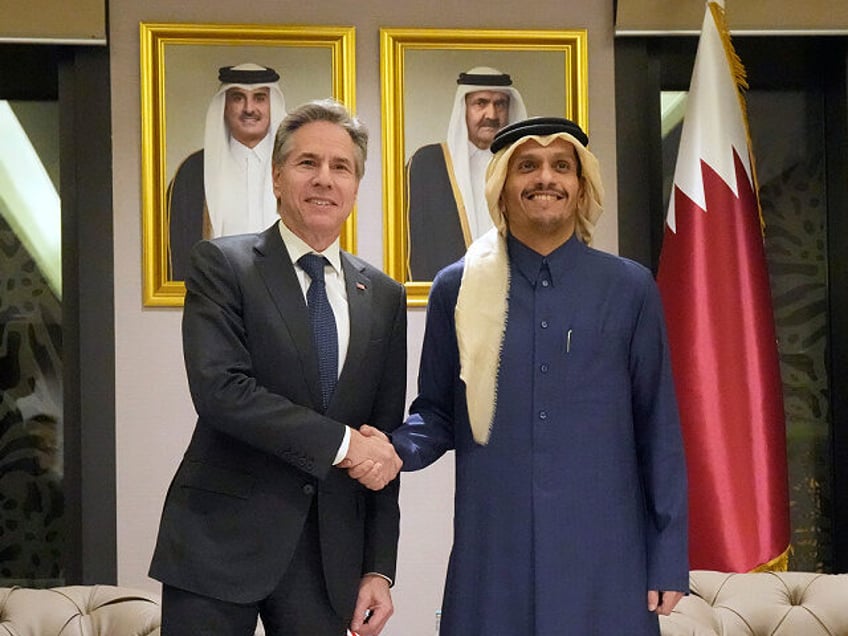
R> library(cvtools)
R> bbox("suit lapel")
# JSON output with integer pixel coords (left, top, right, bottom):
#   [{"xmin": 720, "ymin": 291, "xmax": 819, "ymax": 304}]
[
  {"xmin": 253, "ymin": 226, "xmax": 323, "ymax": 411},
  {"xmin": 331, "ymin": 252, "xmax": 373, "ymax": 412}
]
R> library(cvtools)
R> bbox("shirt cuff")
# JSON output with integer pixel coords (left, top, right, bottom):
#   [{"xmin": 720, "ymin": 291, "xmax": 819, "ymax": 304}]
[
  {"xmin": 363, "ymin": 571, "xmax": 394, "ymax": 587},
  {"xmin": 333, "ymin": 426, "xmax": 351, "ymax": 465}
]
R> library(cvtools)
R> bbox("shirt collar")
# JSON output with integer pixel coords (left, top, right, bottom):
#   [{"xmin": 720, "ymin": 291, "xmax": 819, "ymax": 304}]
[{"xmin": 278, "ymin": 219, "xmax": 342, "ymax": 275}]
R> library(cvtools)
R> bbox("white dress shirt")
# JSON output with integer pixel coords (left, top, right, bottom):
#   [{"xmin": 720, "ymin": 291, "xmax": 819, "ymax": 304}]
[{"xmin": 278, "ymin": 220, "xmax": 351, "ymax": 464}]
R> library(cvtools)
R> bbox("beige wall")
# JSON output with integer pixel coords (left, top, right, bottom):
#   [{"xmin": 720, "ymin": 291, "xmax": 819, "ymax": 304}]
[
  {"xmin": 0, "ymin": 0, "xmax": 105, "ymax": 42},
  {"xmin": 109, "ymin": 1, "xmax": 618, "ymax": 633}
]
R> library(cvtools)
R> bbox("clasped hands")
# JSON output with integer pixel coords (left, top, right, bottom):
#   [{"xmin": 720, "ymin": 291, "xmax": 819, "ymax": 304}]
[{"xmin": 339, "ymin": 424, "xmax": 402, "ymax": 491}]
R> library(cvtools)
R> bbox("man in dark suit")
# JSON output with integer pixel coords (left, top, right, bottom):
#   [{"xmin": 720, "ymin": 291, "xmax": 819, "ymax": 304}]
[{"xmin": 150, "ymin": 99, "xmax": 406, "ymax": 636}]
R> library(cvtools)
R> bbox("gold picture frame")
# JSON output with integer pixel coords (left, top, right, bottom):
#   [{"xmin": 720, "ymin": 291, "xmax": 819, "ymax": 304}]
[
  {"xmin": 380, "ymin": 27, "xmax": 588, "ymax": 306},
  {"xmin": 140, "ymin": 22, "xmax": 356, "ymax": 307}
]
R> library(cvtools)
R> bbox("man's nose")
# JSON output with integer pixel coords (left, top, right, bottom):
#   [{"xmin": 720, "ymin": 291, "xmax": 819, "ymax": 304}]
[
  {"xmin": 311, "ymin": 162, "xmax": 332, "ymax": 185},
  {"xmin": 539, "ymin": 161, "xmax": 556, "ymax": 182}
]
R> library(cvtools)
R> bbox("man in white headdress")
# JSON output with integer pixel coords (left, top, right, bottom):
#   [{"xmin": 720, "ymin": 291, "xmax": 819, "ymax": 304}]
[
  {"xmin": 376, "ymin": 117, "xmax": 690, "ymax": 635},
  {"xmin": 405, "ymin": 66, "xmax": 527, "ymax": 280},
  {"xmin": 167, "ymin": 63, "xmax": 286, "ymax": 279}
]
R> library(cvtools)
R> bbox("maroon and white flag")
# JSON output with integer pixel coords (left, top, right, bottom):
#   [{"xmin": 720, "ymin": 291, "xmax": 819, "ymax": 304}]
[{"xmin": 656, "ymin": 0, "xmax": 790, "ymax": 572}]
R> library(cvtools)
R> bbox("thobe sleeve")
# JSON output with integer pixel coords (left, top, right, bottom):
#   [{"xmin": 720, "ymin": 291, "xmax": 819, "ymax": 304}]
[
  {"xmin": 629, "ymin": 271, "xmax": 690, "ymax": 593},
  {"xmin": 391, "ymin": 268, "xmax": 461, "ymax": 471}
]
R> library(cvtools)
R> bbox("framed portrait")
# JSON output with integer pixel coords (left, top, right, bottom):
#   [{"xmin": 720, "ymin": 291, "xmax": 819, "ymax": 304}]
[
  {"xmin": 140, "ymin": 23, "xmax": 356, "ymax": 307},
  {"xmin": 380, "ymin": 28, "xmax": 588, "ymax": 306}
]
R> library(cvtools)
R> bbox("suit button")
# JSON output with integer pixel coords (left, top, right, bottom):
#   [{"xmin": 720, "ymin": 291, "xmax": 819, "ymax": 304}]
[{"xmin": 303, "ymin": 484, "xmax": 315, "ymax": 495}]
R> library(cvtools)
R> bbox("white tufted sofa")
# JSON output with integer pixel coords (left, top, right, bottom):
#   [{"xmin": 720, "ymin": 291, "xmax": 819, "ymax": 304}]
[
  {"xmin": 660, "ymin": 570, "xmax": 848, "ymax": 636},
  {"xmin": 0, "ymin": 584, "xmax": 277, "ymax": 636},
  {"xmin": 0, "ymin": 585, "xmax": 161, "ymax": 635}
]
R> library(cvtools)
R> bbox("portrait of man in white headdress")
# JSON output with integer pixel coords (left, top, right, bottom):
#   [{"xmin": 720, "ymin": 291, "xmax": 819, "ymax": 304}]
[
  {"xmin": 166, "ymin": 62, "xmax": 287, "ymax": 279},
  {"xmin": 405, "ymin": 66, "xmax": 527, "ymax": 280}
]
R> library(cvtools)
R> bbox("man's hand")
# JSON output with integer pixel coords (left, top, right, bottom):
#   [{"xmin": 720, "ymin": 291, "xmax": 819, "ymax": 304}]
[
  {"xmin": 349, "ymin": 574, "xmax": 393, "ymax": 636},
  {"xmin": 339, "ymin": 425, "xmax": 401, "ymax": 490},
  {"xmin": 647, "ymin": 590, "xmax": 684, "ymax": 615},
  {"xmin": 357, "ymin": 424, "xmax": 389, "ymax": 442}
]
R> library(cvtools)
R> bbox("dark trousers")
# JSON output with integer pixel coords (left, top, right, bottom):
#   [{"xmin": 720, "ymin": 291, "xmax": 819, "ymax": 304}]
[{"xmin": 160, "ymin": 504, "xmax": 348, "ymax": 636}]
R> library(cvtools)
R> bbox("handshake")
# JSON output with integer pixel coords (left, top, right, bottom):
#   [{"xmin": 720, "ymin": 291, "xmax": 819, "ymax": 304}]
[{"xmin": 339, "ymin": 424, "xmax": 402, "ymax": 491}]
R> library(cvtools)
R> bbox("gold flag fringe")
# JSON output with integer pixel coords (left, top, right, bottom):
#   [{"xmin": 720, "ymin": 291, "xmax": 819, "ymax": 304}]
[
  {"xmin": 751, "ymin": 545, "xmax": 791, "ymax": 572},
  {"xmin": 708, "ymin": 1, "xmax": 767, "ymax": 235}
]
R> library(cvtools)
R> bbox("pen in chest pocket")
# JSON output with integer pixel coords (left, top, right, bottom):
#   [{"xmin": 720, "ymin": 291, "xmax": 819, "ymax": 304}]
[{"xmin": 566, "ymin": 328, "xmax": 573, "ymax": 353}]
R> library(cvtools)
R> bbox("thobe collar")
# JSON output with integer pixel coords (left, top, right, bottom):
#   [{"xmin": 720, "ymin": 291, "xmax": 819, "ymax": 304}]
[
  {"xmin": 228, "ymin": 133, "xmax": 271, "ymax": 163},
  {"xmin": 508, "ymin": 233, "xmax": 581, "ymax": 288}
]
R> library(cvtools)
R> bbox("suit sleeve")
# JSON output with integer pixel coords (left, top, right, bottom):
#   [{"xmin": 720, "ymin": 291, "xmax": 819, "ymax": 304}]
[
  {"xmin": 391, "ymin": 267, "xmax": 460, "ymax": 471},
  {"xmin": 362, "ymin": 282, "xmax": 407, "ymax": 581}
]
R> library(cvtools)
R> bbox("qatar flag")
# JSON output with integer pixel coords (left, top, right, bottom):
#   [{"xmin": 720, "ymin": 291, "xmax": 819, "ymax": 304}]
[{"xmin": 656, "ymin": 1, "xmax": 790, "ymax": 572}]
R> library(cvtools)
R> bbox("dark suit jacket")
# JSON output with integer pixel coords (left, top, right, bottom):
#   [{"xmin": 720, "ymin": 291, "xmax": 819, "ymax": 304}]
[{"xmin": 149, "ymin": 225, "xmax": 407, "ymax": 621}]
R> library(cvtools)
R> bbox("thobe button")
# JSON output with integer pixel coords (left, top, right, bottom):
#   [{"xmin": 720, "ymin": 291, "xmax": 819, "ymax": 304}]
[
  {"xmin": 540, "ymin": 363, "xmax": 549, "ymax": 373},
  {"xmin": 541, "ymin": 279, "xmax": 550, "ymax": 287},
  {"xmin": 540, "ymin": 320, "xmax": 549, "ymax": 329},
  {"xmin": 539, "ymin": 410, "xmax": 548, "ymax": 420},
  {"xmin": 303, "ymin": 484, "xmax": 315, "ymax": 495}
]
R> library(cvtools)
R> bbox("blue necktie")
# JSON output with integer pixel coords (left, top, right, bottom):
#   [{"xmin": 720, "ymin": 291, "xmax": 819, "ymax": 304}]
[{"xmin": 298, "ymin": 254, "xmax": 338, "ymax": 411}]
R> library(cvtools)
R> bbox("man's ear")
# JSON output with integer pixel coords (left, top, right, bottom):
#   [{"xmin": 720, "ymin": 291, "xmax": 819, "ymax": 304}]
[{"xmin": 271, "ymin": 164, "xmax": 283, "ymax": 198}]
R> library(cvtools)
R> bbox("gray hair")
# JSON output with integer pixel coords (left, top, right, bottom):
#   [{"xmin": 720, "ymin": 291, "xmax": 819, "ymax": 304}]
[{"xmin": 272, "ymin": 98, "xmax": 368, "ymax": 179}]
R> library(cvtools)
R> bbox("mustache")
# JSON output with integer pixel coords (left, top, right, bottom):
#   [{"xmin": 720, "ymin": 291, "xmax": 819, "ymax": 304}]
[
  {"xmin": 523, "ymin": 185, "xmax": 567, "ymax": 197},
  {"xmin": 477, "ymin": 118, "xmax": 503, "ymax": 128}
]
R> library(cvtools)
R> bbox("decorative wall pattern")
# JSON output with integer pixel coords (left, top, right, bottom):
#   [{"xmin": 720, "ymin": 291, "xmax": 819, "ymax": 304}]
[
  {"xmin": 745, "ymin": 88, "xmax": 831, "ymax": 572},
  {"xmin": 0, "ymin": 213, "xmax": 64, "ymax": 586},
  {"xmin": 761, "ymin": 150, "xmax": 831, "ymax": 571}
]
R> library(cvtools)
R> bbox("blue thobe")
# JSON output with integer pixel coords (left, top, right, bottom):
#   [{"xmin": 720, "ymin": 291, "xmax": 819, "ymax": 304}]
[{"xmin": 393, "ymin": 234, "xmax": 689, "ymax": 636}]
